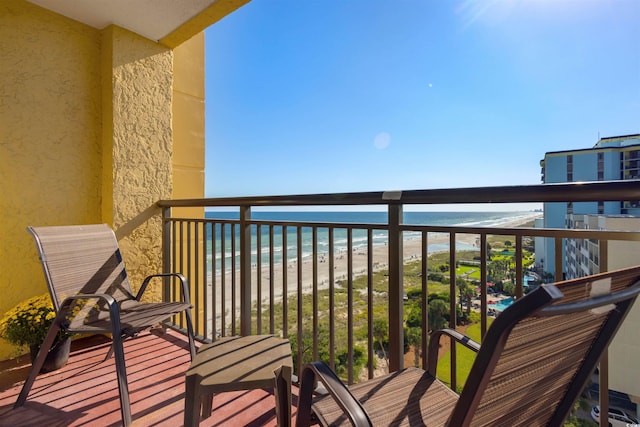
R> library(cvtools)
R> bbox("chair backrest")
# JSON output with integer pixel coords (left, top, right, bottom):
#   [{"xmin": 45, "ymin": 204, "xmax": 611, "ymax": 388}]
[
  {"xmin": 28, "ymin": 224, "xmax": 136, "ymax": 312},
  {"xmin": 449, "ymin": 266, "xmax": 640, "ymax": 427}
]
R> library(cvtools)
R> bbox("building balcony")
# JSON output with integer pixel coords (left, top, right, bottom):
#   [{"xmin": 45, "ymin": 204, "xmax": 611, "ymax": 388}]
[
  {"xmin": 0, "ymin": 329, "xmax": 284, "ymax": 426},
  {"xmin": 2, "ymin": 180, "xmax": 640, "ymax": 426}
]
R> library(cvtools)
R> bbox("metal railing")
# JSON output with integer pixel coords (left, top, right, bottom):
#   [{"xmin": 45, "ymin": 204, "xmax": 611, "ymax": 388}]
[{"xmin": 158, "ymin": 180, "xmax": 640, "ymax": 422}]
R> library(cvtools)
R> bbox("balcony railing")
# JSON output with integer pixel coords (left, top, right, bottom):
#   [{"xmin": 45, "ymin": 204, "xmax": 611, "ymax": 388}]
[{"xmin": 157, "ymin": 180, "xmax": 640, "ymax": 423}]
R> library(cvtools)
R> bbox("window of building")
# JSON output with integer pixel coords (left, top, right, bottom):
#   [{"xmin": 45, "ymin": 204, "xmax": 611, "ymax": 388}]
[
  {"xmin": 567, "ymin": 155, "xmax": 573, "ymax": 181},
  {"xmin": 597, "ymin": 152, "xmax": 604, "ymax": 180},
  {"xmin": 623, "ymin": 149, "xmax": 640, "ymax": 179}
]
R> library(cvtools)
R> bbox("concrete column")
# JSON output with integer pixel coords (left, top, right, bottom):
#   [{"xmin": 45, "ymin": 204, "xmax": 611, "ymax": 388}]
[{"xmin": 102, "ymin": 25, "xmax": 173, "ymax": 295}]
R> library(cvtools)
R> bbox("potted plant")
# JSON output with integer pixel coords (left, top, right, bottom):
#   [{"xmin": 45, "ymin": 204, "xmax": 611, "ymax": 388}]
[{"xmin": 0, "ymin": 294, "xmax": 71, "ymax": 373}]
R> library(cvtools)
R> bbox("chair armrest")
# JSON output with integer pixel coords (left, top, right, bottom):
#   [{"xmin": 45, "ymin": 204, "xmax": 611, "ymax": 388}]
[
  {"xmin": 59, "ymin": 293, "xmax": 118, "ymax": 315},
  {"xmin": 57, "ymin": 293, "xmax": 123, "ymax": 331},
  {"xmin": 431, "ymin": 328, "xmax": 481, "ymax": 352},
  {"xmin": 296, "ymin": 361, "xmax": 372, "ymax": 427},
  {"xmin": 427, "ymin": 328, "xmax": 480, "ymax": 376},
  {"xmin": 60, "ymin": 293, "xmax": 116, "ymax": 303},
  {"xmin": 135, "ymin": 273, "xmax": 191, "ymax": 304}
]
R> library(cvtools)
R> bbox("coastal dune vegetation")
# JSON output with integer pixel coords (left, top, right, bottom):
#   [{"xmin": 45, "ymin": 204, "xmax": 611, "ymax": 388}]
[{"xmin": 245, "ymin": 223, "xmax": 539, "ymax": 383}]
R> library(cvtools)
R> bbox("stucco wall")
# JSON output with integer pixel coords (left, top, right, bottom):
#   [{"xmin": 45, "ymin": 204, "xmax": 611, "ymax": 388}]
[
  {"xmin": 1, "ymin": 1, "xmax": 211, "ymax": 361},
  {"xmin": 0, "ymin": 3, "xmax": 189, "ymax": 359},
  {"xmin": 102, "ymin": 26, "xmax": 173, "ymax": 295},
  {"xmin": 0, "ymin": 1, "xmax": 102, "ymax": 360}
]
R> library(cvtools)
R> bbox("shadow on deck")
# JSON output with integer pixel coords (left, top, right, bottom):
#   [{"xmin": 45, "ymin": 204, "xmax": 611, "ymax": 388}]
[{"xmin": 0, "ymin": 330, "xmax": 299, "ymax": 426}]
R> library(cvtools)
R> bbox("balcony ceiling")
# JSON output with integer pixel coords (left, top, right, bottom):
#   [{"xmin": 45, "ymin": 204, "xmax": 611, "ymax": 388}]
[{"xmin": 27, "ymin": 0, "xmax": 223, "ymax": 42}]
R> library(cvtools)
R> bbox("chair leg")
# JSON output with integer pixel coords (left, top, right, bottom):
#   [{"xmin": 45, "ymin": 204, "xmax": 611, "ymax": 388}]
[
  {"xmin": 14, "ymin": 319, "xmax": 62, "ymax": 408},
  {"xmin": 184, "ymin": 374, "xmax": 201, "ymax": 427},
  {"xmin": 201, "ymin": 394, "xmax": 214, "ymax": 420},
  {"xmin": 111, "ymin": 332, "xmax": 132, "ymax": 426},
  {"xmin": 185, "ymin": 307, "xmax": 196, "ymax": 360},
  {"xmin": 176, "ymin": 273, "xmax": 197, "ymax": 360},
  {"xmin": 104, "ymin": 342, "xmax": 114, "ymax": 361},
  {"xmin": 274, "ymin": 365, "xmax": 292, "ymax": 427},
  {"xmin": 105, "ymin": 306, "xmax": 132, "ymax": 427},
  {"xmin": 295, "ymin": 365, "xmax": 318, "ymax": 427}
]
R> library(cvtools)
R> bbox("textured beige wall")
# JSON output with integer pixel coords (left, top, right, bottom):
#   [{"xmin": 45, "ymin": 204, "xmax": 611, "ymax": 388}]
[
  {"xmin": 1, "ymin": 2, "xmax": 211, "ymax": 360},
  {"xmin": 0, "ymin": 0, "xmax": 102, "ymax": 360},
  {"xmin": 102, "ymin": 26, "xmax": 173, "ymax": 296}
]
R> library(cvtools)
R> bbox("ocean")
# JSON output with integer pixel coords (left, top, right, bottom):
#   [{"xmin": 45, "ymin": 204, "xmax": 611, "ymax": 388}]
[{"xmin": 202, "ymin": 210, "xmax": 537, "ymax": 271}]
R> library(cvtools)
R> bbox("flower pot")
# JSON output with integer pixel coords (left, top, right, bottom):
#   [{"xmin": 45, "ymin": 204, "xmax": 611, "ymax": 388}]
[{"xmin": 29, "ymin": 338, "xmax": 71, "ymax": 373}]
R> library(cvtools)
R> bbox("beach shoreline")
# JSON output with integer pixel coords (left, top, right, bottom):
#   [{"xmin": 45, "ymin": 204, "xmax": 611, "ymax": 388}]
[{"xmin": 206, "ymin": 212, "xmax": 542, "ymax": 330}]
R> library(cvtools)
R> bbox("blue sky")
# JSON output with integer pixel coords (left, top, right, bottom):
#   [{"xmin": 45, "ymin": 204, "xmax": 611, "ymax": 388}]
[{"xmin": 204, "ymin": 0, "xmax": 639, "ymax": 201}]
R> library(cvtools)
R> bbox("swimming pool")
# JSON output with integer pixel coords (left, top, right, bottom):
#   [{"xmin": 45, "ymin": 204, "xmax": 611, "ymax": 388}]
[
  {"xmin": 488, "ymin": 297, "xmax": 515, "ymax": 312},
  {"xmin": 524, "ymin": 273, "xmax": 538, "ymax": 287}
]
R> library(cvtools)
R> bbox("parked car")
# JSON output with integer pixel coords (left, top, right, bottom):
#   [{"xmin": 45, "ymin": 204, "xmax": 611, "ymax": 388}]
[
  {"xmin": 591, "ymin": 405, "xmax": 639, "ymax": 427},
  {"xmin": 588, "ymin": 384, "xmax": 638, "ymax": 414}
]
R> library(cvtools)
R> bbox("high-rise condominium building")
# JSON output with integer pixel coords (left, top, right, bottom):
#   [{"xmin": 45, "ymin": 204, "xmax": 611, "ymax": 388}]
[
  {"xmin": 539, "ymin": 134, "xmax": 640, "ymax": 277},
  {"xmin": 538, "ymin": 133, "xmax": 640, "ymax": 410}
]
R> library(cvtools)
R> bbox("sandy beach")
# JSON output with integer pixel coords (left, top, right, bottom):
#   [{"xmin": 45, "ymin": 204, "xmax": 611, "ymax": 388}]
[{"xmin": 206, "ymin": 212, "xmax": 542, "ymax": 331}]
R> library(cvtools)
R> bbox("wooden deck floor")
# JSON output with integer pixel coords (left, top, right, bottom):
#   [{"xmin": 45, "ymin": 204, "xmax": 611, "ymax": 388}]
[{"xmin": 0, "ymin": 330, "xmax": 300, "ymax": 426}]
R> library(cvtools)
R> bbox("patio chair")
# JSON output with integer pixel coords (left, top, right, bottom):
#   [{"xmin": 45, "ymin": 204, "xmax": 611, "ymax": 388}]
[
  {"xmin": 297, "ymin": 266, "xmax": 640, "ymax": 427},
  {"xmin": 15, "ymin": 224, "xmax": 196, "ymax": 426}
]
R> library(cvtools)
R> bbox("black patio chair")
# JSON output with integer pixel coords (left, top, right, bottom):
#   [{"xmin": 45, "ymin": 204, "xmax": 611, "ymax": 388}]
[
  {"xmin": 15, "ymin": 224, "xmax": 196, "ymax": 426},
  {"xmin": 297, "ymin": 266, "xmax": 640, "ymax": 426}
]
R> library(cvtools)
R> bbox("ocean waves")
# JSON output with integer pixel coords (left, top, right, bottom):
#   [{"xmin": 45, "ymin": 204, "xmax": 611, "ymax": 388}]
[{"xmin": 201, "ymin": 210, "xmax": 539, "ymax": 274}]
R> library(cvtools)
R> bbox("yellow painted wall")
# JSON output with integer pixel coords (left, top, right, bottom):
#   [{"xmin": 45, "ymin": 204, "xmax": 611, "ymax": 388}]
[
  {"xmin": 0, "ymin": 0, "xmax": 102, "ymax": 360},
  {"xmin": 172, "ymin": 33, "xmax": 207, "ymax": 331},
  {"xmin": 0, "ymin": 2, "xmax": 208, "ymax": 359},
  {"xmin": 173, "ymin": 33, "xmax": 206, "ymax": 217},
  {"xmin": 102, "ymin": 25, "xmax": 173, "ymax": 295}
]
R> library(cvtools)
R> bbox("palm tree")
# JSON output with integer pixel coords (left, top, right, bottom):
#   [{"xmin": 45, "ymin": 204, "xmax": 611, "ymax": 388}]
[
  {"xmin": 372, "ymin": 317, "xmax": 389, "ymax": 369},
  {"xmin": 428, "ymin": 299, "xmax": 448, "ymax": 331},
  {"xmin": 457, "ymin": 279, "xmax": 475, "ymax": 317},
  {"xmin": 405, "ymin": 327, "xmax": 422, "ymax": 367}
]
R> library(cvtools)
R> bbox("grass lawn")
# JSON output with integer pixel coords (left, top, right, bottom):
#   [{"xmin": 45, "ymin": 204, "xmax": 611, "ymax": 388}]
[
  {"xmin": 455, "ymin": 265, "xmax": 480, "ymax": 280},
  {"xmin": 435, "ymin": 320, "xmax": 492, "ymax": 392}
]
